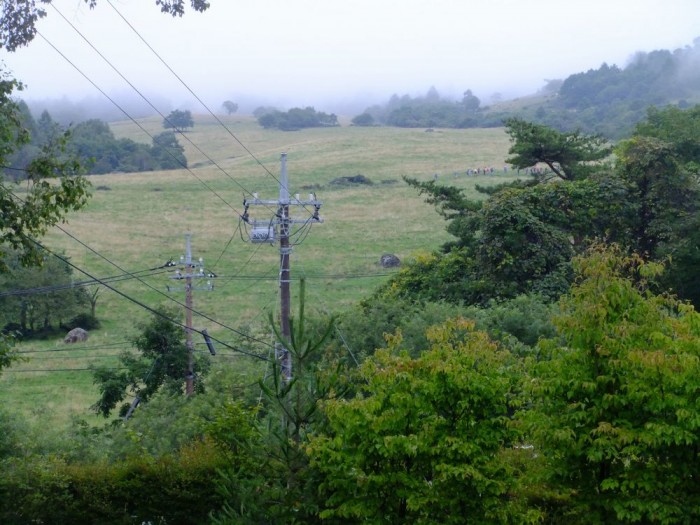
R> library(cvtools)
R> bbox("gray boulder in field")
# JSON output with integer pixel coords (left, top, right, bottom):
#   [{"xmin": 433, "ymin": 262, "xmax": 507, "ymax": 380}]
[
  {"xmin": 64, "ymin": 327, "xmax": 88, "ymax": 344},
  {"xmin": 380, "ymin": 254, "xmax": 401, "ymax": 268}
]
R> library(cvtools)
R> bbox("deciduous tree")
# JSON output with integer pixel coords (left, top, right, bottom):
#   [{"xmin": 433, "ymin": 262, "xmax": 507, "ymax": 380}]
[
  {"xmin": 523, "ymin": 245, "xmax": 700, "ymax": 523},
  {"xmin": 91, "ymin": 307, "xmax": 210, "ymax": 418},
  {"xmin": 163, "ymin": 109, "xmax": 194, "ymax": 130},
  {"xmin": 308, "ymin": 318, "xmax": 530, "ymax": 524},
  {"xmin": 0, "ymin": 0, "xmax": 211, "ymax": 51},
  {"xmin": 0, "ymin": 248, "xmax": 91, "ymax": 335},
  {"xmin": 0, "ymin": 70, "xmax": 91, "ymax": 271},
  {"xmin": 221, "ymin": 100, "xmax": 238, "ymax": 115}
]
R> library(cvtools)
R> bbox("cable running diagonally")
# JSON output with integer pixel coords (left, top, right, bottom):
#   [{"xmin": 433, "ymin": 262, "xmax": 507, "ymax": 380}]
[
  {"xmin": 50, "ymin": 3, "xmax": 281, "ymax": 217},
  {"xmin": 23, "ymin": 233, "xmax": 270, "ymax": 362},
  {"xmin": 104, "ymin": 0, "xmax": 306, "ymax": 205},
  {"xmin": 37, "ymin": 30, "xmax": 241, "ymax": 216},
  {"xmin": 53, "ymin": 221, "xmax": 274, "ymax": 350}
]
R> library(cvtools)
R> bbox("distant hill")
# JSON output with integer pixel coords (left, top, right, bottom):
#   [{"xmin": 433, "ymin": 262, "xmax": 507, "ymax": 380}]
[{"xmin": 355, "ymin": 38, "xmax": 700, "ymax": 140}]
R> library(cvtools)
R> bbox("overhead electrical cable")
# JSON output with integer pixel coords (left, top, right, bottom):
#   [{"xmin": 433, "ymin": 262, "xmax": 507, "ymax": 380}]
[
  {"xmin": 50, "ymin": 220, "xmax": 274, "ymax": 350},
  {"xmin": 36, "ymin": 30, "xmax": 242, "ymax": 216},
  {"xmin": 5, "ymin": 186, "xmax": 273, "ymax": 355},
  {"xmin": 21, "ymin": 233, "xmax": 271, "ymax": 362},
  {"xmin": 49, "ymin": 3, "xmax": 282, "ymax": 218},
  {"xmin": 209, "ymin": 221, "xmax": 240, "ymax": 272},
  {"xmin": 18, "ymin": 342, "xmax": 131, "ymax": 354},
  {"xmin": 16, "ymin": 354, "xmax": 126, "ymax": 361},
  {"xmin": 297, "ymin": 263, "xmax": 360, "ymax": 366},
  {"xmin": 0, "ymin": 267, "xmax": 171, "ymax": 298},
  {"xmin": 104, "ymin": 0, "xmax": 303, "ymax": 202}
]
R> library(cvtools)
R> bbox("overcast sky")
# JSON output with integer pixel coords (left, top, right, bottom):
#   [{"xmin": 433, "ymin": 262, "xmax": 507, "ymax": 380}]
[{"xmin": 3, "ymin": 0, "xmax": 700, "ymax": 114}]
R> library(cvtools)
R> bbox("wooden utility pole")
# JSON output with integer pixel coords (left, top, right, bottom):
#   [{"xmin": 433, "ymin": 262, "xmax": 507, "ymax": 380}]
[{"xmin": 279, "ymin": 153, "xmax": 292, "ymax": 382}]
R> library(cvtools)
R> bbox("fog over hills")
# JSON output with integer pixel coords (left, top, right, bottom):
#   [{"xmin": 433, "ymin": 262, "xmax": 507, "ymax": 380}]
[
  {"xmin": 22, "ymin": 36, "xmax": 700, "ymax": 132},
  {"xmin": 5, "ymin": 0, "xmax": 697, "ymax": 125}
]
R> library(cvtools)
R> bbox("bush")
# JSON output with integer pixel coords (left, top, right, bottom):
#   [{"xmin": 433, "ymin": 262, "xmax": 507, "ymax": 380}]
[
  {"xmin": 0, "ymin": 441, "xmax": 227, "ymax": 524},
  {"xmin": 63, "ymin": 313, "xmax": 100, "ymax": 331}
]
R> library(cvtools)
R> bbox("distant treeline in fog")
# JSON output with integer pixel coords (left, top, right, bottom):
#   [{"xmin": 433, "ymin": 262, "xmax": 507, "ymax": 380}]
[
  {"xmin": 4, "ymin": 103, "xmax": 186, "ymax": 178},
  {"xmin": 353, "ymin": 38, "xmax": 700, "ymax": 139}
]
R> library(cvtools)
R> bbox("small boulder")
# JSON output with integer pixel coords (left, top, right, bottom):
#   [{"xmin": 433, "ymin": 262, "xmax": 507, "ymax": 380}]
[
  {"xmin": 380, "ymin": 254, "xmax": 401, "ymax": 268},
  {"xmin": 64, "ymin": 327, "xmax": 88, "ymax": 344}
]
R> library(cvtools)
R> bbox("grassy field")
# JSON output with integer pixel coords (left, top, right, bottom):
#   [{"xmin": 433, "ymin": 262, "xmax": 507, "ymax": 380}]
[{"xmin": 1, "ymin": 116, "xmax": 520, "ymax": 427}]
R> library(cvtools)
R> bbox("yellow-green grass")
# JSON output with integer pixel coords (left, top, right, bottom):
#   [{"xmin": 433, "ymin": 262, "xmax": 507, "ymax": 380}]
[{"xmin": 1, "ymin": 116, "xmax": 519, "ymax": 428}]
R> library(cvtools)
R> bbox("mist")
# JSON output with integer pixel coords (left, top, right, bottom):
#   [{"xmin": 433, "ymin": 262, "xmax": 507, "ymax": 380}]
[{"xmin": 6, "ymin": 0, "xmax": 700, "ymax": 124}]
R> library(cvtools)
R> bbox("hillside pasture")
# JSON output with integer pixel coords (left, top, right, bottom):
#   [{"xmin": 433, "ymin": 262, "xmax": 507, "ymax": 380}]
[{"xmin": 1, "ymin": 116, "xmax": 519, "ymax": 427}]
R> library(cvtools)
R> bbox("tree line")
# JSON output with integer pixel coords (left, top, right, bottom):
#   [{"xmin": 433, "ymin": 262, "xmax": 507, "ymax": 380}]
[
  {"xmin": 2, "ymin": 104, "xmax": 190, "ymax": 179},
  {"xmin": 255, "ymin": 106, "xmax": 339, "ymax": 131},
  {"xmin": 353, "ymin": 38, "xmax": 700, "ymax": 139}
]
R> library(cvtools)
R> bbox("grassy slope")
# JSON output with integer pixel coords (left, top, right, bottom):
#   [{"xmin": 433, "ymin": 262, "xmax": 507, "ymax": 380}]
[{"xmin": 1, "ymin": 116, "xmax": 519, "ymax": 427}]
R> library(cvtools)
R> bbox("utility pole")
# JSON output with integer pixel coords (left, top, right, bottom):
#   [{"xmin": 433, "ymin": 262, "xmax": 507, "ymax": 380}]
[
  {"xmin": 167, "ymin": 233, "xmax": 214, "ymax": 395},
  {"xmin": 243, "ymin": 153, "xmax": 322, "ymax": 382}
]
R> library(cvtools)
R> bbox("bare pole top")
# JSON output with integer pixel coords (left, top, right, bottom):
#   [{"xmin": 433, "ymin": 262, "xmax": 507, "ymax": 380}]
[{"xmin": 279, "ymin": 152, "xmax": 289, "ymax": 204}]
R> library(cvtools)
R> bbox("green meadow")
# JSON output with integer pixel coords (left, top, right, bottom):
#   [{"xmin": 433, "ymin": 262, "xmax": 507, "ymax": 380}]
[{"xmin": 1, "ymin": 115, "xmax": 520, "ymax": 427}]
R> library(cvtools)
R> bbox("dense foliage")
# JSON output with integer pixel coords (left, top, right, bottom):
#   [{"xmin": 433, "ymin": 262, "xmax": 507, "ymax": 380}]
[
  {"xmin": 354, "ymin": 39, "xmax": 700, "ymax": 139},
  {"xmin": 0, "ymin": 440, "xmax": 227, "ymax": 525},
  {"xmin": 308, "ymin": 319, "xmax": 529, "ymax": 524},
  {"xmin": 0, "ymin": 0, "xmax": 211, "ymax": 51},
  {"xmin": 503, "ymin": 117, "xmax": 612, "ymax": 181},
  {"xmin": 524, "ymin": 246, "xmax": 700, "ymax": 523},
  {"xmin": 2, "ymin": 16, "xmax": 700, "ymax": 518},
  {"xmin": 357, "ymin": 86, "xmax": 488, "ymax": 129},
  {"xmin": 0, "ymin": 248, "xmax": 92, "ymax": 338},
  {"xmin": 4, "ymin": 109, "xmax": 188, "ymax": 176},
  {"xmin": 73, "ymin": 118, "xmax": 187, "ymax": 173},
  {"xmin": 163, "ymin": 109, "xmax": 194, "ymax": 130},
  {"xmin": 384, "ymin": 105, "xmax": 700, "ymax": 309},
  {"xmin": 533, "ymin": 44, "xmax": 700, "ymax": 138},
  {"xmin": 3, "ymin": 244, "xmax": 700, "ymax": 522},
  {"xmin": 0, "ymin": 71, "xmax": 90, "ymax": 270},
  {"xmin": 256, "ymin": 106, "xmax": 339, "ymax": 131},
  {"xmin": 92, "ymin": 308, "xmax": 210, "ymax": 418}
]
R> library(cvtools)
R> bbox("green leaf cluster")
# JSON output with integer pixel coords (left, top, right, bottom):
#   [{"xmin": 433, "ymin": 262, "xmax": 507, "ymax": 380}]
[
  {"xmin": 308, "ymin": 318, "xmax": 528, "ymax": 524},
  {"xmin": 257, "ymin": 106, "xmax": 339, "ymax": 131},
  {"xmin": 91, "ymin": 307, "xmax": 210, "ymax": 418},
  {"xmin": 524, "ymin": 245, "xmax": 700, "ymax": 523},
  {"xmin": 0, "ymin": 70, "xmax": 91, "ymax": 271},
  {"xmin": 70, "ymin": 118, "xmax": 187, "ymax": 173},
  {"xmin": 0, "ymin": 248, "xmax": 92, "ymax": 336},
  {"xmin": 163, "ymin": 109, "xmax": 194, "ymax": 131}
]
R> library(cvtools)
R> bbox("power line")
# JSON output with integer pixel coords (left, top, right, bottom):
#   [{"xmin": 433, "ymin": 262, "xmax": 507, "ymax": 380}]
[
  {"xmin": 22, "ymin": 233, "xmax": 271, "ymax": 363},
  {"xmin": 209, "ymin": 220, "xmax": 240, "ymax": 272},
  {"xmin": 0, "ymin": 267, "xmax": 171, "ymax": 298},
  {"xmin": 16, "ymin": 354, "xmax": 125, "ymax": 361},
  {"xmin": 35, "ymin": 19, "xmax": 304, "ymax": 297},
  {"xmin": 104, "ymin": 0, "xmax": 305, "ymax": 205},
  {"xmin": 298, "ymin": 263, "xmax": 360, "ymax": 366},
  {"xmin": 35, "ymin": 15, "xmax": 321, "ymax": 303},
  {"xmin": 4, "ymin": 186, "xmax": 274, "ymax": 357},
  {"xmin": 17, "ymin": 342, "xmax": 131, "ymax": 354},
  {"xmin": 52, "ymin": 222, "xmax": 274, "ymax": 350},
  {"xmin": 36, "ymin": 30, "xmax": 242, "ymax": 217},
  {"xmin": 49, "ymin": 3, "xmax": 283, "ymax": 218}
]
